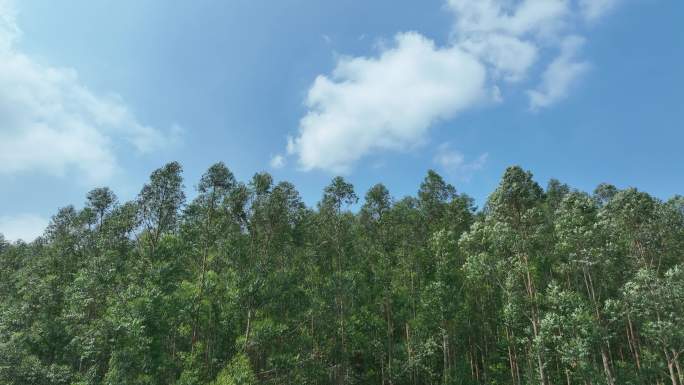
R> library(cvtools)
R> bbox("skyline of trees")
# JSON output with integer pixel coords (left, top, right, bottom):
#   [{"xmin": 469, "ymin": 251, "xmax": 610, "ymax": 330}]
[{"xmin": 1, "ymin": 162, "xmax": 682, "ymax": 385}]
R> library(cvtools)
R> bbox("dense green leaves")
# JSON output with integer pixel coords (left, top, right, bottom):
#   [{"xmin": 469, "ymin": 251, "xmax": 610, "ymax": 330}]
[{"xmin": 0, "ymin": 163, "xmax": 682, "ymax": 385}]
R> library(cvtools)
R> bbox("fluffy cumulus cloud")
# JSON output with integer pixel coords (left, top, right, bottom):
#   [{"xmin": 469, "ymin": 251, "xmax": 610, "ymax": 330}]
[
  {"xmin": 289, "ymin": 32, "xmax": 487, "ymax": 173},
  {"xmin": 285, "ymin": 0, "xmax": 621, "ymax": 173},
  {"xmin": 0, "ymin": 0, "xmax": 179, "ymax": 182},
  {"xmin": 447, "ymin": 0, "xmax": 570, "ymax": 81},
  {"xmin": 0, "ymin": 213, "xmax": 48, "ymax": 242},
  {"xmin": 447, "ymin": 0, "xmax": 570, "ymax": 40},
  {"xmin": 459, "ymin": 34, "xmax": 538, "ymax": 83}
]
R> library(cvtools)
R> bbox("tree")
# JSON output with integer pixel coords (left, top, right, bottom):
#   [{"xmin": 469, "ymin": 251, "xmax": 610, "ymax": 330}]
[
  {"xmin": 619, "ymin": 267, "xmax": 684, "ymax": 385},
  {"xmin": 485, "ymin": 166, "xmax": 550, "ymax": 385},
  {"xmin": 86, "ymin": 187, "xmax": 118, "ymax": 227},
  {"xmin": 1, "ymin": 161, "xmax": 681, "ymax": 385},
  {"xmin": 554, "ymin": 191, "xmax": 617, "ymax": 385},
  {"xmin": 138, "ymin": 161, "xmax": 186, "ymax": 252}
]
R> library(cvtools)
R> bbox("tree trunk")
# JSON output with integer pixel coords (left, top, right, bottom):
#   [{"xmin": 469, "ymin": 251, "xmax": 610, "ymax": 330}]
[
  {"xmin": 385, "ymin": 297, "xmax": 393, "ymax": 385},
  {"xmin": 442, "ymin": 327, "xmax": 449, "ymax": 384},
  {"xmin": 523, "ymin": 255, "xmax": 548, "ymax": 385},
  {"xmin": 665, "ymin": 349, "xmax": 680, "ymax": 385},
  {"xmin": 627, "ymin": 314, "xmax": 641, "ymax": 370},
  {"xmin": 601, "ymin": 347, "xmax": 616, "ymax": 385},
  {"xmin": 244, "ymin": 308, "xmax": 252, "ymax": 350},
  {"xmin": 506, "ymin": 326, "xmax": 520, "ymax": 385},
  {"xmin": 582, "ymin": 269, "xmax": 616, "ymax": 385},
  {"xmin": 673, "ymin": 350, "xmax": 683, "ymax": 385},
  {"xmin": 406, "ymin": 323, "xmax": 415, "ymax": 385},
  {"xmin": 668, "ymin": 360, "xmax": 679, "ymax": 385}
]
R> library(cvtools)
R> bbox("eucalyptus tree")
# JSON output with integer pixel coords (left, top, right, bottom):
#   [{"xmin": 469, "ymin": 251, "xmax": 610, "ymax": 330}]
[
  {"xmin": 545, "ymin": 179, "xmax": 570, "ymax": 213},
  {"xmin": 86, "ymin": 187, "xmax": 118, "ymax": 228},
  {"xmin": 102, "ymin": 162, "xmax": 189, "ymax": 385},
  {"xmin": 600, "ymin": 188, "xmax": 663, "ymax": 270},
  {"xmin": 177, "ymin": 162, "xmax": 239, "ymax": 381},
  {"xmin": 538, "ymin": 284, "xmax": 597, "ymax": 384},
  {"xmin": 554, "ymin": 191, "xmax": 617, "ymax": 385},
  {"xmin": 460, "ymin": 217, "xmax": 513, "ymax": 385},
  {"xmin": 360, "ymin": 183, "xmax": 396, "ymax": 384},
  {"xmin": 597, "ymin": 188, "xmax": 665, "ymax": 380},
  {"xmin": 593, "ymin": 183, "xmax": 619, "ymax": 207},
  {"xmin": 314, "ymin": 176, "xmax": 358, "ymax": 384},
  {"xmin": 618, "ymin": 266, "xmax": 684, "ymax": 385},
  {"xmin": 240, "ymin": 174, "xmax": 313, "ymax": 382},
  {"xmin": 416, "ymin": 171, "xmax": 474, "ymax": 385},
  {"xmin": 137, "ymin": 161, "xmax": 186, "ymax": 253},
  {"xmin": 485, "ymin": 166, "xmax": 550, "ymax": 385},
  {"xmin": 1, "ymin": 161, "xmax": 682, "ymax": 385}
]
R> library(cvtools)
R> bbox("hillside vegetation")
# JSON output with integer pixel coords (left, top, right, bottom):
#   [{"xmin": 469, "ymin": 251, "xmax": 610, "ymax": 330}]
[{"xmin": 1, "ymin": 162, "xmax": 682, "ymax": 385}]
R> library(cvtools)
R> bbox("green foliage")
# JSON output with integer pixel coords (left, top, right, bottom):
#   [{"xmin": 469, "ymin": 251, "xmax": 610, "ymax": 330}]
[
  {"xmin": 212, "ymin": 354, "xmax": 256, "ymax": 385},
  {"xmin": 0, "ymin": 163, "xmax": 682, "ymax": 385}
]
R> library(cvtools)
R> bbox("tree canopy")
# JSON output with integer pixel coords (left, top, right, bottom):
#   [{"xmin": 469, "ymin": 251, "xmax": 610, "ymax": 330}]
[{"xmin": 1, "ymin": 163, "xmax": 682, "ymax": 385}]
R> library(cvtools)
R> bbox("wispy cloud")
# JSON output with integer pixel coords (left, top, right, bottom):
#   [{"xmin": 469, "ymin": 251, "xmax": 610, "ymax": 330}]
[
  {"xmin": 579, "ymin": 0, "xmax": 620, "ymax": 22},
  {"xmin": 528, "ymin": 36, "xmax": 590, "ymax": 110},
  {"xmin": 434, "ymin": 143, "xmax": 488, "ymax": 181},
  {"xmin": 270, "ymin": 154, "xmax": 286, "ymax": 169},
  {"xmin": 0, "ymin": 213, "xmax": 48, "ymax": 242},
  {"xmin": 0, "ymin": 0, "xmax": 180, "ymax": 182}
]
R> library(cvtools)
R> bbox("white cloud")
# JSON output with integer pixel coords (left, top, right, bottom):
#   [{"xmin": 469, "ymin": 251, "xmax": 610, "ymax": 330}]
[
  {"xmin": 448, "ymin": 0, "xmax": 570, "ymax": 83},
  {"xmin": 284, "ymin": 0, "xmax": 622, "ymax": 172},
  {"xmin": 0, "ymin": 213, "xmax": 48, "ymax": 242},
  {"xmin": 289, "ymin": 32, "xmax": 487, "ymax": 173},
  {"xmin": 528, "ymin": 35, "xmax": 590, "ymax": 110},
  {"xmin": 434, "ymin": 143, "xmax": 488, "ymax": 181},
  {"xmin": 0, "ymin": 0, "xmax": 179, "ymax": 182},
  {"xmin": 459, "ymin": 34, "xmax": 538, "ymax": 82},
  {"xmin": 270, "ymin": 154, "xmax": 286, "ymax": 169},
  {"xmin": 447, "ymin": 0, "xmax": 570, "ymax": 38},
  {"xmin": 0, "ymin": 0, "xmax": 18, "ymax": 50},
  {"xmin": 580, "ymin": 0, "xmax": 619, "ymax": 22}
]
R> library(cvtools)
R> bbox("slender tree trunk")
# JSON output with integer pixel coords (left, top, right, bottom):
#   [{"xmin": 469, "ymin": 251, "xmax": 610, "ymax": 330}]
[
  {"xmin": 665, "ymin": 349, "xmax": 679, "ymax": 385},
  {"xmin": 192, "ymin": 191, "xmax": 216, "ymax": 351},
  {"xmin": 581, "ymin": 268, "xmax": 616, "ymax": 385},
  {"xmin": 523, "ymin": 255, "xmax": 548, "ymax": 385},
  {"xmin": 673, "ymin": 350, "xmax": 683, "ymax": 385},
  {"xmin": 514, "ymin": 338, "xmax": 521, "ymax": 385},
  {"xmin": 627, "ymin": 314, "xmax": 641, "ymax": 370},
  {"xmin": 385, "ymin": 297, "xmax": 393, "ymax": 385},
  {"xmin": 406, "ymin": 323, "xmax": 415, "ymax": 385},
  {"xmin": 468, "ymin": 337, "xmax": 475, "ymax": 380},
  {"xmin": 244, "ymin": 308, "xmax": 251, "ymax": 350},
  {"xmin": 507, "ymin": 326, "xmax": 519, "ymax": 385},
  {"xmin": 442, "ymin": 326, "xmax": 449, "ymax": 385},
  {"xmin": 600, "ymin": 348, "xmax": 616, "ymax": 385}
]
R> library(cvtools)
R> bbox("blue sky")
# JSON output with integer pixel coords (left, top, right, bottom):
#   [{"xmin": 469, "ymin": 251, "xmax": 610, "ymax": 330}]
[{"xmin": 0, "ymin": 0, "xmax": 682, "ymax": 241}]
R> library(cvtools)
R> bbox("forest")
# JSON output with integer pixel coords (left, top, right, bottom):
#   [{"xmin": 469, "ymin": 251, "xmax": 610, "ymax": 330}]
[{"xmin": 0, "ymin": 162, "xmax": 682, "ymax": 385}]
